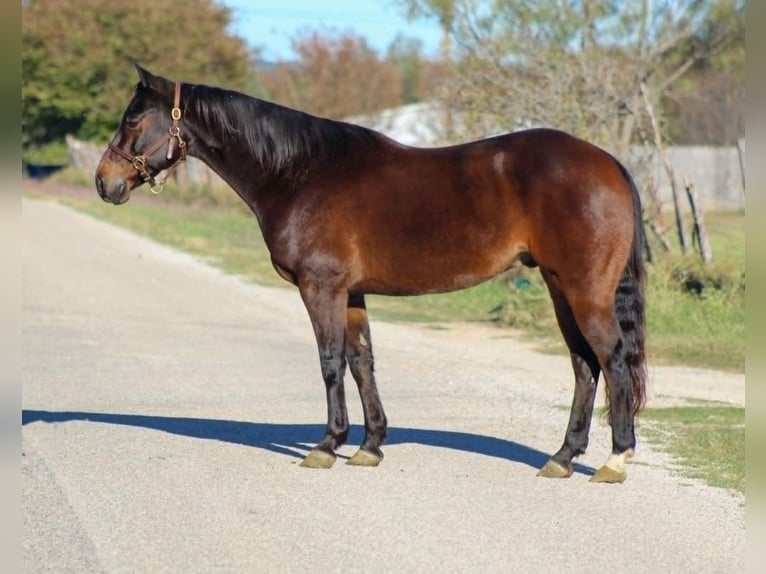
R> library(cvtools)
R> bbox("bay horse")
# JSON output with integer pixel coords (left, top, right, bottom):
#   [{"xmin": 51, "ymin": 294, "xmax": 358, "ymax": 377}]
[{"xmin": 95, "ymin": 65, "xmax": 647, "ymax": 483}]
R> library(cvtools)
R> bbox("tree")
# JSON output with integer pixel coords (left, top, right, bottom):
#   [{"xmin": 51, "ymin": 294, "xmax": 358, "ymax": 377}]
[
  {"xmin": 394, "ymin": 0, "xmax": 744, "ymax": 156},
  {"xmin": 22, "ymin": 0, "xmax": 252, "ymax": 149},
  {"xmin": 662, "ymin": 3, "xmax": 745, "ymax": 145},
  {"xmin": 395, "ymin": 0, "xmax": 457, "ymax": 135},
  {"xmin": 258, "ymin": 32, "xmax": 403, "ymax": 119},
  {"xmin": 394, "ymin": 0, "xmax": 455, "ymax": 62},
  {"xmin": 387, "ymin": 34, "xmax": 441, "ymax": 104}
]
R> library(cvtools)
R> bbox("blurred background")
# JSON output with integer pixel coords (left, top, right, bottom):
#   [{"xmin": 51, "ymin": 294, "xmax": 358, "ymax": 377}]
[{"xmin": 21, "ymin": 0, "xmax": 744, "ymax": 187}]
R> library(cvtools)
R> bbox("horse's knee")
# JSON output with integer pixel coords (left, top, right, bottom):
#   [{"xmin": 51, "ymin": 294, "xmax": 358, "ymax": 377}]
[
  {"xmin": 346, "ymin": 331, "xmax": 374, "ymax": 376},
  {"xmin": 319, "ymin": 354, "xmax": 346, "ymax": 385},
  {"xmin": 348, "ymin": 352, "xmax": 374, "ymax": 376}
]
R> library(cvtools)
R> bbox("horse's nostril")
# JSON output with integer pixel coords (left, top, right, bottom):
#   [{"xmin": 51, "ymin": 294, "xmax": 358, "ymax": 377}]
[
  {"xmin": 115, "ymin": 181, "xmax": 126, "ymax": 202},
  {"xmin": 96, "ymin": 176, "xmax": 107, "ymax": 201}
]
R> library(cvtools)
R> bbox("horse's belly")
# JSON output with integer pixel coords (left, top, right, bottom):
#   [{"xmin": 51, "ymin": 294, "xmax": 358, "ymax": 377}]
[{"xmin": 356, "ymin": 238, "xmax": 523, "ymax": 296}]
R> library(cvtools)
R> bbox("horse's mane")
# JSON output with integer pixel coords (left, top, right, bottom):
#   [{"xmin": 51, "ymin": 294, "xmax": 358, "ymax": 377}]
[{"xmin": 186, "ymin": 83, "xmax": 384, "ymax": 176}]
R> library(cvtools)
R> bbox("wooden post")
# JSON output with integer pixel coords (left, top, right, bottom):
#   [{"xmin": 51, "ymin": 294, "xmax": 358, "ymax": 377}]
[
  {"xmin": 641, "ymin": 82, "xmax": 690, "ymax": 256},
  {"xmin": 642, "ymin": 221, "xmax": 654, "ymax": 263},
  {"xmin": 736, "ymin": 138, "xmax": 746, "ymax": 198},
  {"xmin": 683, "ymin": 175, "xmax": 712, "ymax": 263},
  {"xmin": 644, "ymin": 177, "xmax": 671, "ymax": 254},
  {"xmin": 648, "ymin": 220, "xmax": 673, "ymax": 253}
]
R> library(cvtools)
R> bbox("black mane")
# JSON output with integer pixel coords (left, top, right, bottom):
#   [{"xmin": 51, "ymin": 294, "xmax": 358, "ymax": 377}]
[{"xmin": 186, "ymin": 84, "xmax": 384, "ymax": 175}]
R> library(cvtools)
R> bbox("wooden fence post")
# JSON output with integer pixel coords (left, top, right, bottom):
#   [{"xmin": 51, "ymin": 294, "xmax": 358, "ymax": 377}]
[
  {"xmin": 683, "ymin": 176, "xmax": 712, "ymax": 263},
  {"xmin": 736, "ymin": 138, "xmax": 746, "ymax": 198},
  {"xmin": 640, "ymin": 82, "xmax": 690, "ymax": 256}
]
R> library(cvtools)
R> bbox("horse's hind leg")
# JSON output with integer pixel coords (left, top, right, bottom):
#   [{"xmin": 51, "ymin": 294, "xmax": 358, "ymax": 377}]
[
  {"xmin": 345, "ymin": 293, "xmax": 388, "ymax": 466},
  {"xmin": 298, "ymin": 282, "xmax": 350, "ymax": 469},
  {"xmin": 568, "ymin": 298, "xmax": 636, "ymax": 483},
  {"xmin": 538, "ymin": 277, "xmax": 601, "ymax": 479}
]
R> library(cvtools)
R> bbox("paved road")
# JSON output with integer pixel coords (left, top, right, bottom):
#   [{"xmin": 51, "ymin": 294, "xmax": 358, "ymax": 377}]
[{"xmin": 23, "ymin": 198, "xmax": 745, "ymax": 573}]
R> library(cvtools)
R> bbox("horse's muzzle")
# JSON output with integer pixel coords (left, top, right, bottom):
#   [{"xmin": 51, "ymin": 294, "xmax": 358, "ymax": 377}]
[{"xmin": 95, "ymin": 174, "xmax": 129, "ymax": 205}]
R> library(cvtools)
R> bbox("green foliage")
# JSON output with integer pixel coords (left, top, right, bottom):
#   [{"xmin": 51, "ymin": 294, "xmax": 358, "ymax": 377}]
[
  {"xmin": 22, "ymin": 0, "xmax": 252, "ymax": 150},
  {"xmin": 22, "ymin": 141, "xmax": 69, "ymax": 165}
]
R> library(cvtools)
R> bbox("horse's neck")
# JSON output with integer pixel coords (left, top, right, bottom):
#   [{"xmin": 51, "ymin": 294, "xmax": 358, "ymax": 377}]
[{"xmin": 185, "ymin": 125, "xmax": 280, "ymax": 225}]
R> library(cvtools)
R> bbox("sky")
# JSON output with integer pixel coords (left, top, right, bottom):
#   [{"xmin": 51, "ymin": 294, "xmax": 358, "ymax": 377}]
[{"xmin": 218, "ymin": 0, "xmax": 443, "ymax": 61}]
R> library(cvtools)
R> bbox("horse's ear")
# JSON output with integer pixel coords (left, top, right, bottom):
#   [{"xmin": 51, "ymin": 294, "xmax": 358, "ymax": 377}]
[
  {"xmin": 134, "ymin": 63, "xmax": 154, "ymax": 87},
  {"xmin": 134, "ymin": 63, "xmax": 172, "ymax": 97}
]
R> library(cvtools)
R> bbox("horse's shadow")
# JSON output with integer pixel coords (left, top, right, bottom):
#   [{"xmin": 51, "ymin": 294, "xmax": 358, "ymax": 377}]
[{"xmin": 21, "ymin": 409, "xmax": 594, "ymax": 476}]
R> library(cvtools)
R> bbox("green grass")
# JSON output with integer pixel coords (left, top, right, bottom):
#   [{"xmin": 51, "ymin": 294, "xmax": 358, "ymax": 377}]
[
  {"xmin": 639, "ymin": 406, "xmax": 745, "ymax": 493},
  {"xmin": 643, "ymin": 211, "xmax": 745, "ymax": 371},
  {"xmin": 24, "ymin": 179, "xmax": 744, "ymax": 371},
  {"xmin": 645, "ymin": 264, "xmax": 744, "ymax": 371}
]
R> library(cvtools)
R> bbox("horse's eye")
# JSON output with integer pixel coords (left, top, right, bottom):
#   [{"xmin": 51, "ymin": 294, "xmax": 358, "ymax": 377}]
[{"xmin": 125, "ymin": 116, "xmax": 141, "ymax": 128}]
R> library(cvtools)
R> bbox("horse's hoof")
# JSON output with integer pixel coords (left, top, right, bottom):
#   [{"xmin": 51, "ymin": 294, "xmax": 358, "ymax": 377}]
[
  {"xmin": 536, "ymin": 459, "xmax": 573, "ymax": 478},
  {"xmin": 300, "ymin": 449, "xmax": 336, "ymax": 469},
  {"xmin": 589, "ymin": 466, "xmax": 627, "ymax": 483},
  {"xmin": 346, "ymin": 449, "xmax": 382, "ymax": 467},
  {"xmin": 589, "ymin": 449, "xmax": 633, "ymax": 483}
]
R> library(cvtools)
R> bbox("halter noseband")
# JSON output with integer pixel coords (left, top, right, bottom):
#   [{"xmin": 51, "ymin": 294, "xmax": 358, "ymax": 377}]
[{"xmin": 108, "ymin": 81, "xmax": 186, "ymax": 194}]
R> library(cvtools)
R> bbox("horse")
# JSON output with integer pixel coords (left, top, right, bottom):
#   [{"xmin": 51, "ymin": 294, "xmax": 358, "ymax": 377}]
[{"xmin": 95, "ymin": 65, "xmax": 647, "ymax": 483}]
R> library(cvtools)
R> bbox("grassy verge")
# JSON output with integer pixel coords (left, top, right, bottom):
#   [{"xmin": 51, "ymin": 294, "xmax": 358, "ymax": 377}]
[
  {"xmin": 24, "ymin": 178, "xmax": 744, "ymax": 371},
  {"xmin": 639, "ymin": 406, "xmax": 745, "ymax": 493}
]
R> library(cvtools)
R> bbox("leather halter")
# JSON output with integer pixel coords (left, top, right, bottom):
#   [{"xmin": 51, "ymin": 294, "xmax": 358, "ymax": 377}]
[{"xmin": 108, "ymin": 81, "xmax": 186, "ymax": 194}]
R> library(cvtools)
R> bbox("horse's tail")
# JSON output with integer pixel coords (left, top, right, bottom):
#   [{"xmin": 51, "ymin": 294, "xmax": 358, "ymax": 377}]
[{"xmin": 612, "ymin": 161, "xmax": 648, "ymax": 415}]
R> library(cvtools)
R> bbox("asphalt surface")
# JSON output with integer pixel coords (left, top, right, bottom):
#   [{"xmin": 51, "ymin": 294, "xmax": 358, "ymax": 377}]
[{"xmin": 22, "ymin": 198, "xmax": 745, "ymax": 573}]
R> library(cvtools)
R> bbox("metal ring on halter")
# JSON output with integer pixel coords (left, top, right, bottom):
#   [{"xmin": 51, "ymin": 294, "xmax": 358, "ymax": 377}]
[{"xmin": 149, "ymin": 181, "xmax": 165, "ymax": 194}]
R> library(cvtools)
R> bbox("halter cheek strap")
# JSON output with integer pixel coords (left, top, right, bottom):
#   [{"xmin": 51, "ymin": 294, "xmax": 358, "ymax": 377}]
[{"xmin": 108, "ymin": 81, "xmax": 186, "ymax": 194}]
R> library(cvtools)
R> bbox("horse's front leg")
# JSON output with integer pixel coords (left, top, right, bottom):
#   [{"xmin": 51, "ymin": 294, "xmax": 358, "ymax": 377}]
[{"xmin": 298, "ymin": 281, "xmax": 349, "ymax": 469}]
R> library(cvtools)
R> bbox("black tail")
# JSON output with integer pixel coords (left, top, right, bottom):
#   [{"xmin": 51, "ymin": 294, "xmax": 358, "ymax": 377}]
[{"xmin": 613, "ymin": 162, "xmax": 648, "ymax": 414}]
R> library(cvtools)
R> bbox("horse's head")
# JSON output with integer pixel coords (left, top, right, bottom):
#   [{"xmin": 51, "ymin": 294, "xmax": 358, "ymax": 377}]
[{"xmin": 95, "ymin": 65, "xmax": 187, "ymax": 204}]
